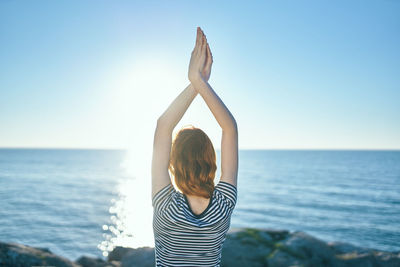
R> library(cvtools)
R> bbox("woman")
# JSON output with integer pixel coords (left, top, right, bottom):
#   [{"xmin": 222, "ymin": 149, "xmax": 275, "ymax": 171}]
[{"xmin": 151, "ymin": 26, "xmax": 238, "ymax": 266}]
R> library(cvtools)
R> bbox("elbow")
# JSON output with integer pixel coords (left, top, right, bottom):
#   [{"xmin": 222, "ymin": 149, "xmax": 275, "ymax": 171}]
[
  {"xmin": 156, "ymin": 116, "xmax": 164, "ymax": 127},
  {"xmin": 232, "ymin": 118, "xmax": 238, "ymax": 131},
  {"xmin": 232, "ymin": 119, "xmax": 238, "ymax": 135},
  {"xmin": 156, "ymin": 115, "xmax": 168, "ymax": 127},
  {"xmin": 156, "ymin": 117, "xmax": 165, "ymax": 131},
  {"xmin": 223, "ymin": 118, "xmax": 238, "ymax": 134},
  {"xmin": 156, "ymin": 116, "xmax": 172, "ymax": 132}
]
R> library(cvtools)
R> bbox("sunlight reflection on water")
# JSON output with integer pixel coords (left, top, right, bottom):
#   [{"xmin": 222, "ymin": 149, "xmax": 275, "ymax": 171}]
[
  {"xmin": 98, "ymin": 149, "xmax": 154, "ymax": 257},
  {"xmin": 96, "ymin": 60, "xmax": 184, "ymax": 256}
]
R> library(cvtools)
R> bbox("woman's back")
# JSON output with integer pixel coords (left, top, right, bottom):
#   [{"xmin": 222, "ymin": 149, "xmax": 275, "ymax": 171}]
[
  {"xmin": 185, "ymin": 194, "xmax": 212, "ymax": 216},
  {"xmin": 152, "ymin": 181, "xmax": 237, "ymax": 266},
  {"xmin": 151, "ymin": 27, "xmax": 238, "ymax": 266}
]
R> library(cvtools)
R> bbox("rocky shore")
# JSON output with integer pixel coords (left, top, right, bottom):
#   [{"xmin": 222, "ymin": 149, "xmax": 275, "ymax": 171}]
[{"xmin": 1, "ymin": 228, "xmax": 399, "ymax": 267}]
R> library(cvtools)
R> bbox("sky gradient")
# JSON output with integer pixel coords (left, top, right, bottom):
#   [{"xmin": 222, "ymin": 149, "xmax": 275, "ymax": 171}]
[{"xmin": 1, "ymin": 0, "xmax": 399, "ymax": 149}]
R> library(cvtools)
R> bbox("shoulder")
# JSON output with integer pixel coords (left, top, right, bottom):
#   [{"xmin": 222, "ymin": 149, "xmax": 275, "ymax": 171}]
[
  {"xmin": 214, "ymin": 181, "xmax": 238, "ymax": 208},
  {"xmin": 152, "ymin": 183, "xmax": 176, "ymax": 210},
  {"xmin": 215, "ymin": 181, "xmax": 237, "ymax": 194}
]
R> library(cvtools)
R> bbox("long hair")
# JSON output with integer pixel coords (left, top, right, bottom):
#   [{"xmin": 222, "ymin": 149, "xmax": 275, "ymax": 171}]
[{"xmin": 169, "ymin": 126, "xmax": 217, "ymax": 198}]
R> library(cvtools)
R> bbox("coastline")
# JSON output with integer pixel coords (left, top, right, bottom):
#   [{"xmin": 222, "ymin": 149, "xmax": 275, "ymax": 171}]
[{"xmin": 1, "ymin": 228, "xmax": 399, "ymax": 267}]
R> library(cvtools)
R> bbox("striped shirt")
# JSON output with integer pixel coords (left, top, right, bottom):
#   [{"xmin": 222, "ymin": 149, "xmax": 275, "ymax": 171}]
[{"xmin": 152, "ymin": 181, "xmax": 237, "ymax": 267}]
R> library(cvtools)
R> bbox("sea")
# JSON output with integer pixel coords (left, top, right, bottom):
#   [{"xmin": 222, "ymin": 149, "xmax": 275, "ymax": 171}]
[{"xmin": 0, "ymin": 149, "xmax": 399, "ymax": 261}]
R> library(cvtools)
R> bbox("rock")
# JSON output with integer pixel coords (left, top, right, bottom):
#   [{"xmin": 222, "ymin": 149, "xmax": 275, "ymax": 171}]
[
  {"xmin": 334, "ymin": 252, "xmax": 377, "ymax": 267},
  {"xmin": 328, "ymin": 241, "xmax": 373, "ymax": 254},
  {"xmin": 221, "ymin": 231, "xmax": 274, "ymax": 267},
  {"xmin": 260, "ymin": 228, "xmax": 290, "ymax": 241},
  {"xmin": 76, "ymin": 255, "xmax": 120, "ymax": 267},
  {"xmin": 105, "ymin": 228, "xmax": 400, "ymax": 267},
  {"xmin": 117, "ymin": 247, "xmax": 155, "ymax": 267},
  {"xmin": 333, "ymin": 250, "xmax": 400, "ymax": 267},
  {"xmin": 328, "ymin": 241, "xmax": 400, "ymax": 267},
  {"xmin": 281, "ymin": 231, "xmax": 335, "ymax": 262},
  {"xmin": 2, "ymin": 228, "xmax": 400, "ymax": 267},
  {"xmin": 33, "ymin": 246, "xmax": 52, "ymax": 253},
  {"xmin": 0, "ymin": 241, "xmax": 79, "ymax": 267},
  {"xmin": 374, "ymin": 251, "xmax": 400, "ymax": 267},
  {"xmin": 107, "ymin": 246, "xmax": 154, "ymax": 267},
  {"xmin": 267, "ymin": 249, "xmax": 303, "ymax": 267},
  {"xmin": 107, "ymin": 246, "xmax": 136, "ymax": 262}
]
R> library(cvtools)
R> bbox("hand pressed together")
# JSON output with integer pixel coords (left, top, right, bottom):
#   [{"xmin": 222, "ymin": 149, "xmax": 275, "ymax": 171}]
[{"xmin": 188, "ymin": 27, "xmax": 213, "ymax": 85}]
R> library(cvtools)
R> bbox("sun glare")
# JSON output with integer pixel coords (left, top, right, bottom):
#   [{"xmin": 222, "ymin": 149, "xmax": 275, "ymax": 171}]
[
  {"xmin": 98, "ymin": 58, "xmax": 186, "ymax": 256},
  {"xmin": 107, "ymin": 58, "xmax": 187, "ymax": 135}
]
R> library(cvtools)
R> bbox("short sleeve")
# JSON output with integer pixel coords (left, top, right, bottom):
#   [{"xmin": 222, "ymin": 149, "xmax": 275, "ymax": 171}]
[
  {"xmin": 215, "ymin": 181, "xmax": 238, "ymax": 209},
  {"xmin": 152, "ymin": 183, "xmax": 175, "ymax": 211}
]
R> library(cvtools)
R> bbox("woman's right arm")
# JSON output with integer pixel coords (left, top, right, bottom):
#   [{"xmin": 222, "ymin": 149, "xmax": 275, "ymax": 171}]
[{"xmin": 189, "ymin": 27, "xmax": 238, "ymax": 187}]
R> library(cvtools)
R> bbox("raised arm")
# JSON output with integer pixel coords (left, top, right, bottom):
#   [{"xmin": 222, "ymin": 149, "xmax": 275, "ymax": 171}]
[
  {"xmin": 189, "ymin": 27, "xmax": 238, "ymax": 187},
  {"xmin": 151, "ymin": 28, "xmax": 214, "ymax": 198},
  {"xmin": 151, "ymin": 84, "xmax": 197, "ymax": 198}
]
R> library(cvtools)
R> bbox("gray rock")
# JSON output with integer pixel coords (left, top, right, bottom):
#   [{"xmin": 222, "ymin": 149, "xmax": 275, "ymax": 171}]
[
  {"xmin": 374, "ymin": 251, "xmax": 400, "ymax": 267},
  {"xmin": 0, "ymin": 241, "xmax": 79, "ymax": 267},
  {"xmin": 33, "ymin": 246, "xmax": 52, "ymax": 253},
  {"xmin": 107, "ymin": 246, "xmax": 154, "ymax": 267},
  {"xmin": 281, "ymin": 231, "xmax": 335, "ymax": 263},
  {"xmin": 333, "ymin": 250, "xmax": 400, "ymax": 267},
  {"xmin": 119, "ymin": 247, "xmax": 155, "ymax": 267},
  {"xmin": 2, "ymin": 228, "xmax": 399, "ymax": 267},
  {"xmin": 221, "ymin": 233, "xmax": 273, "ymax": 267},
  {"xmin": 105, "ymin": 229, "xmax": 400, "ymax": 267},
  {"xmin": 334, "ymin": 252, "xmax": 377, "ymax": 267},
  {"xmin": 328, "ymin": 241, "xmax": 373, "ymax": 254},
  {"xmin": 260, "ymin": 228, "xmax": 290, "ymax": 241},
  {"xmin": 107, "ymin": 246, "xmax": 136, "ymax": 262},
  {"xmin": 76, "ymin": 255, "xmax": 120, "ymax": 267},
  {"xmin": 267, "ymin": 249, "xmax": 303, "ymax": 267}
]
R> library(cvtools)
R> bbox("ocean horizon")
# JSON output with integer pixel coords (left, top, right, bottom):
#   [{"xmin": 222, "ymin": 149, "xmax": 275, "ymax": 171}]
[{"xmin": 0, "ymin": 148, "xmax": 399, "ymax": 260}]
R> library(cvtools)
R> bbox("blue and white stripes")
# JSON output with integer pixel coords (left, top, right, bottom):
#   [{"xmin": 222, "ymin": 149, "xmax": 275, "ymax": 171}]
[{"xmin": 152, "ymin": 181, "xmax": 237, "ymax": 266}]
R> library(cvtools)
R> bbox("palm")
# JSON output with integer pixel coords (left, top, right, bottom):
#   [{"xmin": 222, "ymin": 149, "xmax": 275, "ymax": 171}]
[
  {"xmin": 188, "ymin": 27, "xmax": 213, "ymax": 83},
  {"xmin": 201, "ymin": 50, "xmax": 213, "ymax": 82}
]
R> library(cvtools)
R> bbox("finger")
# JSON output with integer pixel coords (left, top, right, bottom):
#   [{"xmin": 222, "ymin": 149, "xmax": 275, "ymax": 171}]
[
  {"xmin": 201, "ymin": 33, "xmax": 207, "ymax": 55},
  {"xmin": 199, "ymin": 29, "xmax": 203, "ymax": 47},
  {"xmin": 199, "ymin": 28, "xmax": 204, "ymax": 43},
  {"xmin": 204, "ymin": 43, "xmax": 210, "ymax": 67},
  {"xmin": 206, "ymin": 43, "xmax": 213, "ymax": 64},
  {"xmin": 203, "ymin": 44, "xmax": 212, "ymax": 75},
  {"xmin": 195, "ymin": 27, "xmax": 201, "ymax": 50}
]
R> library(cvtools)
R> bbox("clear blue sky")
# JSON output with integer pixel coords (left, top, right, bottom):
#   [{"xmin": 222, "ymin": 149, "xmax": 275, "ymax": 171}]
[{"xmin": 1, "ymin": 0, "xmax": 399, "ymax": 149}]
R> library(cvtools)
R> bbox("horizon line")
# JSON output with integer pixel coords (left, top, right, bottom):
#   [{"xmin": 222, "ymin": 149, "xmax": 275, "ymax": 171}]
[{"xmin": 0, "ymin": 146, "xmax": 399, "ymax": 151}]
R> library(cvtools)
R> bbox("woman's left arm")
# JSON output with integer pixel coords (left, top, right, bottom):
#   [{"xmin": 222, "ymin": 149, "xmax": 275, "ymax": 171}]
[{"xmin": 151, "ymin": 84, "xmax": 197, "ymax": 198}]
